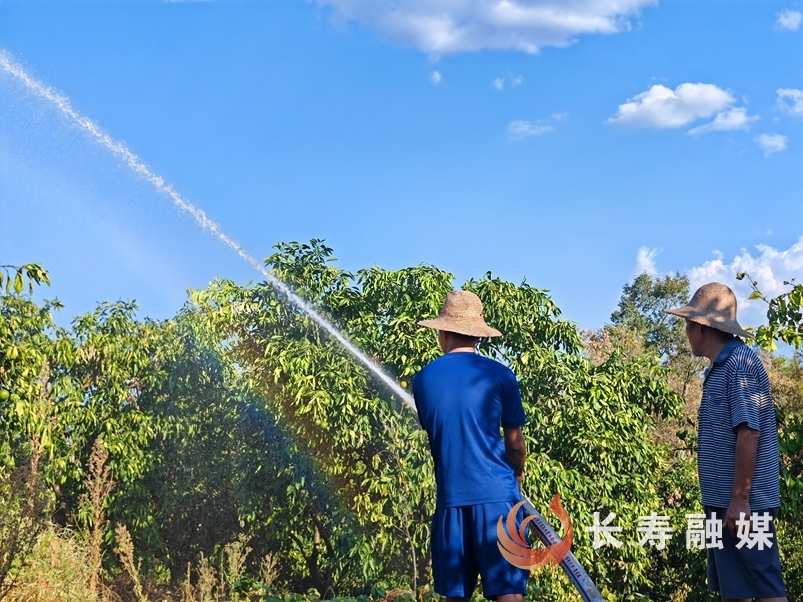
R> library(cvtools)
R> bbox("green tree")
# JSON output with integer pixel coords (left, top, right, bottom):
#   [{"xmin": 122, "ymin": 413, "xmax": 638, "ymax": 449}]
[
  {"xmin": 0, "ymin": 251, "xmax": 695, "ymax": 599},
  {"xmin": 191, "ymin": 240, "xmax": 685, "ymax": 598},
  {"xmin": 0, "ymin": 263, "xmax": 53, "ymax": 601},
  {"xmin": 603, "ymin": 272, "xmax": 704, "ymax": 403},
  {"xmin": 735, "ymin": 274, "xmax": 803, "ymax": 596},
  {"xmin": 593, "ymin": 273, "xmax": 703, "ymax": 449},
  {"xmin": 590, "ymin": 273, "xmax": 716, "ymax": 600},
  {"xmin": 610, "ymin": 272, "xmax": 690, "ymax": 360},
  {"xmin": 0, "ymin": 272, "xmax": 169, "ymax": 573}
]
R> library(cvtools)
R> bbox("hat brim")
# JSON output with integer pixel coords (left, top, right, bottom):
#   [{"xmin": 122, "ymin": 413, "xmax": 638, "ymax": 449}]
[
  {"xmin": 664, "ymin": 307, "xmax": 753, "ymax": 338},
  {"xmin": 417, "ymin": 317, "xmax": 502, "ymax": 338}
]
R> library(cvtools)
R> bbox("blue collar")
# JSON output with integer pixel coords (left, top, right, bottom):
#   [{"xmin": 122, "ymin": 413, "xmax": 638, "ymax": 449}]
[{"xmin": 711, "ymin": 337, "xmax": 743, "ymax": 367}]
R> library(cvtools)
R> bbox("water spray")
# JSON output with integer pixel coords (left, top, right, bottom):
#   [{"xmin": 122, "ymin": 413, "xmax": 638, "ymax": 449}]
[
  {"xmin": 0, "ymin": 50, "xmax": 601, "ymax": 601},
  {"xmin": 0, "ymin": 49, "xmax": 415, "ymax": 412}
]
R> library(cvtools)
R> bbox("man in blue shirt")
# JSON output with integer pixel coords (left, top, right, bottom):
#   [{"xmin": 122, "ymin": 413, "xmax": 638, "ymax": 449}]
[
  {"xmin": 667, "ymin": 282, "xmax": 787, "ymax": 602},
  {"xmin": 413, "ymin": 290, "xmax": 529, "ymax": 601}
]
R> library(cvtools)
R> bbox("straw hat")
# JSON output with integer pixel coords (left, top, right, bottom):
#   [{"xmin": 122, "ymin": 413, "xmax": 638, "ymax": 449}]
[
  {"xmin": 418, "ymin": 290, "xmax": 502, "ymax": 338},
  {"xmin": 664, "ymin": 282, "xmax": 752, "ymax": 338}
]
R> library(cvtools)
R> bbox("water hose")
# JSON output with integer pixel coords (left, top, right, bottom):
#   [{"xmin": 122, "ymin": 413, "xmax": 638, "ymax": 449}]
[{"xmin": 520, "ymin": 495, "xmax": 603, "ymax": 601}]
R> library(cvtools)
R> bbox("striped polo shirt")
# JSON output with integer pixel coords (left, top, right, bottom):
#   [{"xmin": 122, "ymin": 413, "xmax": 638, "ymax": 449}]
[{"xmin": 698, "ymin": 338, "xmax": 781, "ymax": 510}]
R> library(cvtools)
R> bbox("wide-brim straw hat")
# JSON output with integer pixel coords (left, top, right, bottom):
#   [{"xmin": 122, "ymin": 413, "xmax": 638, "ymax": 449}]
[
  {"xmin": 664, "ymin": 282, "xmax": 752, "ymax": 338},
  {"xmin": 418, "ymin": 290, "xmax": 502, "ymax": 338}
]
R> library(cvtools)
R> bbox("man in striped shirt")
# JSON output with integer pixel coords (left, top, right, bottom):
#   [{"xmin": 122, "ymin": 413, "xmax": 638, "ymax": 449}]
[{"xmin": 667, "ymin": 282, "xmax": 787, "ymax": 601}]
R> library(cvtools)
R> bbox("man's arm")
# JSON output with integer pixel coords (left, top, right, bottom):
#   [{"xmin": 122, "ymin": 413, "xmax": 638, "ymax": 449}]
[
  {"xmin": 725, "ymin": 424, "xmax": 759, "ymax": 536},
  {"xmin": 504, "ymin": 427, "xmax": 526, "ymax": 486}
]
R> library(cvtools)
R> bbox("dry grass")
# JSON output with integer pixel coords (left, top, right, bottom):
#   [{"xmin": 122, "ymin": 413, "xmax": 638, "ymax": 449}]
[
  {"xmin": 79, "ymin": 442, "xmax": 116, "ymax": 598},
  {"xmin": 0, "ymin": 444, "xmax": 51, "ymax": 601},
  {"xmin": 5, "ymin": 525, "xmax": 269, "ymax": 602},
  {"xmin": 4, "ymin": 440, "xmax": 265, "ymax": 602},
  {"xmin": 4, "ymin": 442, "xmax": 123, "ymax": 602},
  {"xmin": 180, "ymin": 563, "xmax": 195, "ymax": 602},
  {"xmin": 113, "ymin": 525, "xmax": 146, "ymax": 602},
  {"xmin": 6, "ymin": 527, "xmax": 102, "ymax": 602},
  {"xmin": 222, "ymin": 535, "xmax": 251, "ymax": 602},
  {"xmin": 196, "ymin": 552, "xmax": 217, "ymax": 602},
  {"xmin": 257, "ymin": 554, "xmax": 278, "ymax": 589}
]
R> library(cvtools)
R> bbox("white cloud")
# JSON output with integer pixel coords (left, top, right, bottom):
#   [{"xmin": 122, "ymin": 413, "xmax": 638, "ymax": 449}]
[
  {"xmin": 509, "ymin": 111, "xmax": 566, "ymax": 139},
  {"xmin": 635, "ymin": 247, "xmax": 659, "ymax": 276},
  {"xmin": 493, "ymin": 75, "xmax": 523, "ymax": 90},
  {"xmin": 776, "ymin": 8, "xmax": 802, "ymax": 30},
  {"xmin": 317, "ymin": 0, "xmax": 656, "ymax": 55},
  {"xmin": 754, "ymin": 133, "xmax": 788, "ymax": 156},
  {"xmin": 430, "ymin": 70, "xmax": 442, "ymax": 84},
  {"xmin": 687, "ymin": 107, "xmax": 759, "ymax": 135},
  {"xmin": 508, "ymin": 120, "xmax": 552, "ymax": 140},
  {"xmin": 608, "ymin": 83, "xmax": 736, "ymax": 129},
  {"xmin": 777, "ymin": 88, "xmax": 803, "ymax": 116},
  {"xmin": 687, "ymin": 235, "xmax": 803, "ymax": 327}
]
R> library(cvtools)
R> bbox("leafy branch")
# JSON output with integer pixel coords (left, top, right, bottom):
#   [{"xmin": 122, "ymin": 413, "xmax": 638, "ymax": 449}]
[
  {"xmin": 0, "ymin": 264, "xmax": 50, "ymax": 295},
  {"xmin": 737, "ymin": 272, "xmax": 803, "ymax": 350}
]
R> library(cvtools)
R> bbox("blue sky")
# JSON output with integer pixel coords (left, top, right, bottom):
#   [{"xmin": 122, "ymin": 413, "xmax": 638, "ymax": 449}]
[{"xmin": 1, "ymin": 1, "xmax": 801, "ymax": 331}]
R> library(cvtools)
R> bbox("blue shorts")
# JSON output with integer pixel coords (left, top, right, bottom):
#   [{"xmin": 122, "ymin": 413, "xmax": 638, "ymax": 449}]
[
  {"xmin": 431, "ymin": 502, "xmax": 530, "ymax": 599},
  {"xmin": 705, "ymin": 506, "xmax": 787, "ymax": 599}
]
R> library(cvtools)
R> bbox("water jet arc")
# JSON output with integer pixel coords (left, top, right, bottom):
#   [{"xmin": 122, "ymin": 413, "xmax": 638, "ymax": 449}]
[{"xmin": 0, "ymin": 49, "xmax": 414, "ymax": 412}]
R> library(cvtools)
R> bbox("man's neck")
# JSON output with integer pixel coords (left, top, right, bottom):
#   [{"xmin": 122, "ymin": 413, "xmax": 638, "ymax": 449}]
[
  {"xmin": 445, "ymin": 346, "xmax": 476, "ymax": 354},
  {"xmin": 702, "ymin": 338, "xmax": 730, "ymax": 364}
]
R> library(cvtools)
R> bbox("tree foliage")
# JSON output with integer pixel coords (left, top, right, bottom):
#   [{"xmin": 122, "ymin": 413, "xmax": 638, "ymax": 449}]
[
  {"xmin": 736, "ymin": 272, "xmax": 803, "ymax": 523},
  {"xmin": 0, "ymin": 263, "xmax": 50, "ymax": 295},
  {"xmin": 738, "ymin": 272, "xmax": 803, "ymax": 350},
  {"xmin": 5, "ymin": 250, "xmax": 802, "ymax": 599},
  {"xmin": 188, "ymin": 241, "xmax": 685, "ymax": 597},
  {"xmin": 593, "ymin": 273, "xmax": 703, "ymax": 454},
  {"xmin": 610, "ymin": 272, "xmax": 690, "ymax": 360}
]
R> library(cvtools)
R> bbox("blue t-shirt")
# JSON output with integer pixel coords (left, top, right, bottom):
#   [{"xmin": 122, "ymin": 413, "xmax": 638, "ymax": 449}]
[{"xmin": 412, "ymin": 351, "xmax": 527, "ymax": 509}]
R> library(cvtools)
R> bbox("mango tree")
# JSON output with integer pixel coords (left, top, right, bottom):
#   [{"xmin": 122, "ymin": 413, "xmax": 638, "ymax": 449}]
[{"xmin": 190, "ymin": 240, "xmax": 684, "ymax": 598}]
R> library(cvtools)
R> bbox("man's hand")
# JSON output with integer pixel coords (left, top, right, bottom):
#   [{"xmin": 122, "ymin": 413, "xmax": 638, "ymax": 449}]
[{"xmin": 725, "ymin": 496, "xmax": 751, "ymax": 538}]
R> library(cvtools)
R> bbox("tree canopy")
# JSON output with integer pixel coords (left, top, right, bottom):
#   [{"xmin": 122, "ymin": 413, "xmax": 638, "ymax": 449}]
[{"xmin": 1, "ymin": 250, "xmax": 801, "ymax": 600}]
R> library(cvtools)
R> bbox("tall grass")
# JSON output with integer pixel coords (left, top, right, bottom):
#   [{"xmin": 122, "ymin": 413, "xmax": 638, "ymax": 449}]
[
  {"xmin": 0, "ymin": 443, "xmax": 51, "ymax": 601},
  {"xmin": 6, "ymin": 527, "xmax": 101, "ymax": 602},
  {"xmin": 79, "ymin": 443, "xmax": 115, "ymax": 598}
]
